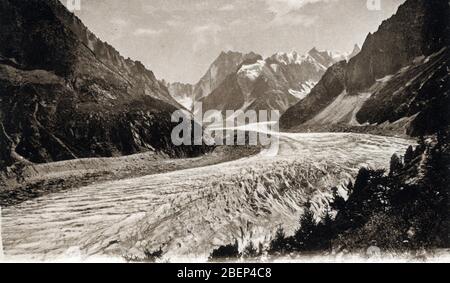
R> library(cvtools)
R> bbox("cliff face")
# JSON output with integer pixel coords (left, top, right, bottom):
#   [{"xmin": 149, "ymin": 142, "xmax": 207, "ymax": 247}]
[
  {"xmin": 51, "ymin": 1, "xmax": 181, "ymax": 107},
  {"xmin": 346, "ymin": 0, "xmax": 449, "ymax": 93},
  {"xmin": 356, "ymin": 48, "xmax": 449, "ymax": 136},
  {"xmin": 0, "ymin": 0, "xmax": 206, "ymax": 169},
  {"xmin": 281, "ymin": 0, "xmax": 450, "ymax": 136},
  {"xmin": 166, "ymin": 82, "xmax": 194, "ymax": 110},
  {"xmin": 192, "ymin": 51, "xmax": 259, "ymax": 102}
]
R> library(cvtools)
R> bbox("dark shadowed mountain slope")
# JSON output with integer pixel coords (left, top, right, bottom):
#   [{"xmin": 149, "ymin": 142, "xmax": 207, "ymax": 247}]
[
  {"xmin": 281, "ymin": 0, "xmax": 449, "ymax": 136},
  {"xmin": 356, "ymin": 48, "xmax": 449, "ymax": 136},
  {"xmin": 0, "ymin": 0, "xmax": 206, "ymax": 169},
  {"xmin": 345, "ymin": 0, "xmax": 449, "ymax": 93}
]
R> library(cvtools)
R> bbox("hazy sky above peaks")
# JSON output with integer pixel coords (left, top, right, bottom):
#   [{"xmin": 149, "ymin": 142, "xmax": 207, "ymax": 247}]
[{"xmin": 64, "ymin": 0, "xmax": 406, "ymax": 83}]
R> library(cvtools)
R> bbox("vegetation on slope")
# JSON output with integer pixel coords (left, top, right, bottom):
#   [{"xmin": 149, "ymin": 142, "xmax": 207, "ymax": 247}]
[{"xmin": 210, "ymin": 132, "xmax": 449, "ymax": 260}]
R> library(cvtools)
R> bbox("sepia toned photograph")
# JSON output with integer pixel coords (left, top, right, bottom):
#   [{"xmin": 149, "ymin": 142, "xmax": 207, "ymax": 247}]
[{"xmin": 0, "ymin": 0, "xmax": 448, "ymax": 265}]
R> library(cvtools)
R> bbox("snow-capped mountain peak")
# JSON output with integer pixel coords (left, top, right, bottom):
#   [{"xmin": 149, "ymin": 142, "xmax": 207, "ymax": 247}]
[
  {"xmin": 269, "ymin": 51, "xmax": 323, "ymax": 67},
  {"xmin": 167, "ymin": 47, "xmax": 349, "ymax": 115},
  {"xmin": 237, "ymin": 59, "xmax": 266, "ymax": 81}
]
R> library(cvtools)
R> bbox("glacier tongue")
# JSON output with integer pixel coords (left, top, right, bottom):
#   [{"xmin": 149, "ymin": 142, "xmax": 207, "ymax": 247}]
[{"xmin": 1, "ymin": 133, "xmax": 413, "ymax": 261}]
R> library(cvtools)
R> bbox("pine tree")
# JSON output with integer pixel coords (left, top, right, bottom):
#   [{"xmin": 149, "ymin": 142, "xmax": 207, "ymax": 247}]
[
  {"xmin": 389, "ymin": 153, "xmax": 403, "ymax": 176},
  {"xmin": 306, "ymin": 206, "xmax": 336, "ymax": 251},
  {"xmin": 322, "ymin": 208, "xmax": 334, "ymax": 227},
  {"xmin": 416, "ymin": 136, "xmax": 427, "ymax": 154},
  {"xmin": 258, "ymin": 242, "xmax": 264, "ymax": 257},
  {"xmin": 269, "ymin": 226, "xmax": 288, "ymax": 254},
  {"xmin": 243, "ymin": 241, "xmax": 258, "ymax": 258},
  {"xmin": 330, "ymin": 187, "xmax": 346, "ymax": 212},
  {"xmin": 209, "ymin": 239, "xmax": 240, "ymax": 260},
  {"xmin": 404, "ymin": 145, "xmax": 415, "ymax": 164},
  {"xmin": 347, "ymin": 180, "xmax": 354, "ymax": 195},
  {"xmin": 294, "ymin": 202, "xmax": 317, "ymax": 251}
]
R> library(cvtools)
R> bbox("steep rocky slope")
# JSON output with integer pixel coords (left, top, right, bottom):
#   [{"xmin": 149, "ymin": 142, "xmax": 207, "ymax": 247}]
[
  {"xmin": 166, "ymin": 82, "xmax": 194, "ymax": 110},
  {"xmin": 347, "ymin": 44, "xmax": 361, "ymax": 61},
  {"xmin": 167, "ymin": 51, "xmax": 259, "ymax": 111},
  {"xmin": 193, "ymin": 51, "xmax": 260, "ymax": 102},
  {"xmin": 281, "ymin": 0, "xmax": 449, "ymax": 136},
  {"xmin": 0, "ymin": 0, "xmax": 206, "ymax": 169}
]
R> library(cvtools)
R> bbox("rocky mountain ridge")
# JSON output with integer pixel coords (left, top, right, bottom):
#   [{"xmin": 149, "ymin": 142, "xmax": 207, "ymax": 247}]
[
  {"xmin": 280, "ymin": 0, "xmax": 449, "ymax": 137},
  {"xmin": 0, "ymin": 0, "xmax": 206, "ymax": 170},
  {"xmin": 168, "ymin": 44, "xmax": 361, "ymax": 115},
  {"xmin": 198, "ymin": 47, "xmax": 348, "ymax": 115}
]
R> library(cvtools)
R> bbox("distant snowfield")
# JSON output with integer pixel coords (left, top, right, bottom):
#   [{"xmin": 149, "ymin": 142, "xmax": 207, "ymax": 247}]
[{"xmin": 1, "ymin": 132, "xmax": 413, "ymax": 262}]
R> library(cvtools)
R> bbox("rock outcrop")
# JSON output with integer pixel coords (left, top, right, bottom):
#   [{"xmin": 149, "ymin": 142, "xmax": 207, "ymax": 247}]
[{"xmin": 166, "ymin": 82, "xmax": 195, "ymax": 110}]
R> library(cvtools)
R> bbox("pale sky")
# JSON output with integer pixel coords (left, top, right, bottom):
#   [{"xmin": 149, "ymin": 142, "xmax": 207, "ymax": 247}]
[{"xmin": 67, "ymin": 0, "xmax": 405, "ymax": 83}]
